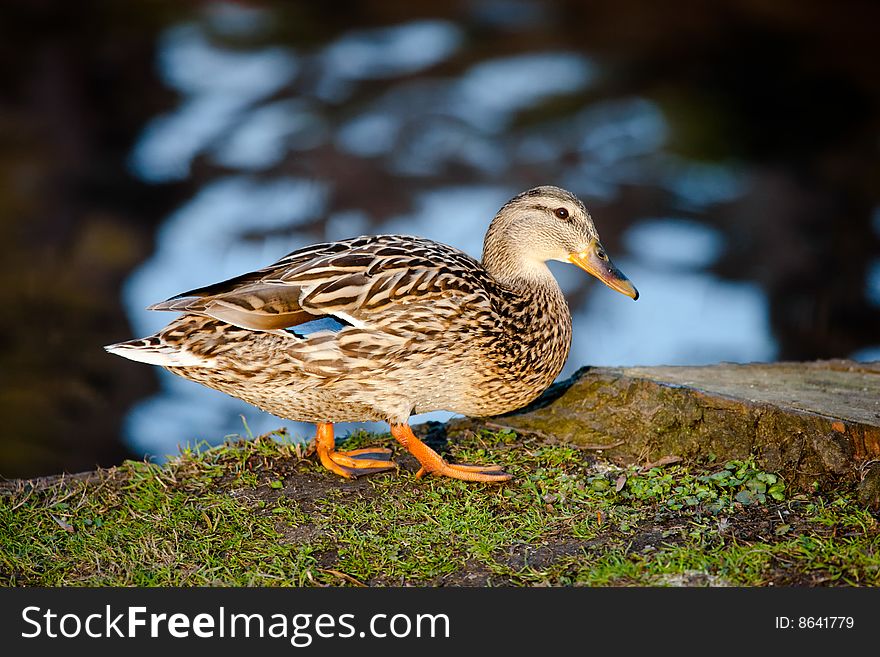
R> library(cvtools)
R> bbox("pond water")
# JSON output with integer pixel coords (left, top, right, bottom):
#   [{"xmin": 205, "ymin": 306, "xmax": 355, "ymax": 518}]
[{"xmin": 3, "ymin": 1, "xmax": 879, "ymax": 475}]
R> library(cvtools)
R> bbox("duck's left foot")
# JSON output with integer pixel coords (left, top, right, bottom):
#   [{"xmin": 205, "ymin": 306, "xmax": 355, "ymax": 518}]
[
  {"xmin": 390, "ymin": 424, "xmax": 513, "ymax": 483},
  {"xmin": 314, "ymin": 423, "xmax": 397, "ymax": 479}
]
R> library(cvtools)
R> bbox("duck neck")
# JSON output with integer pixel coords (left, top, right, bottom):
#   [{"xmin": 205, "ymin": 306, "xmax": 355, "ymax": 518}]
[
  {"xmin": 481, "ymin": 237, "xmax": 573, "ymax": 402},
  {"xmin": 482, "ymin": 232, "xmax": 571, "ymax": 347},
  {"xmin": 482, "ymin": 230, "xmax": 559, "ymax": 293}
]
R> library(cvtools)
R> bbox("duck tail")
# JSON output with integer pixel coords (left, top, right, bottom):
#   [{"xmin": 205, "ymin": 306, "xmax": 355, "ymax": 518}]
[{"xmin": 104, "ymin": 336, "xmax": 211, "ymax": 367}]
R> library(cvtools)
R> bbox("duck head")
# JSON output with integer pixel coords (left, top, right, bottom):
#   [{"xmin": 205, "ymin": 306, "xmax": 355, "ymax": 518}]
[{"xmin": 483, "ymin": 185, "xmax": 639, "ymax": 300}]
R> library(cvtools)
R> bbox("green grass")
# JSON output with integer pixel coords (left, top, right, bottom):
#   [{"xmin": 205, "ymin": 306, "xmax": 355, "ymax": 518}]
[{"xmin": 1, "ymin": 428, "xmax": 878, "ymax": 586}]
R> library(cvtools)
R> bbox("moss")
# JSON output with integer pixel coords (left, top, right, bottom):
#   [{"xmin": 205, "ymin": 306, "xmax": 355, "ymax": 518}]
[{"xmin": 1, "ymin": 428, "xmax": 878, "ymax": 586}]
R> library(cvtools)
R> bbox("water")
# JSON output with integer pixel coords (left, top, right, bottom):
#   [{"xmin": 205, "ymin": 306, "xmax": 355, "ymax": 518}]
[
  {"xmin": 116, "ymin": 9, "xmax": 771, "ymax": 458},
  {"xmin": 3, "ymin": 0, "xmax": 879, "ymax": 476}
]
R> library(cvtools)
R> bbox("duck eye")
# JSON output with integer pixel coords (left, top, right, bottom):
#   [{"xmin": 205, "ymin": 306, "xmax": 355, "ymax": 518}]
[
  {"xmin": 554, "ymin": 207, "xmax": 569, "ymax": 219},
  {"xmin": 596, "ymin": 248, "xmax": 608, "ymax": 261}
]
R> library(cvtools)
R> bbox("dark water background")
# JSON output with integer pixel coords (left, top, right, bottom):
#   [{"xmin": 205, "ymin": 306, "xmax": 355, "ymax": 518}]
[{"xmin": 2, "ymin": 0, "xmax": 879, "ymax": 478}]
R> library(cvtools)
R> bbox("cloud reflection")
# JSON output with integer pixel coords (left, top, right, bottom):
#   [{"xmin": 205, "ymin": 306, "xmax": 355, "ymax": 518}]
[
  {"xmin": 130, "ymin": 23, "xmax": 298, "ymax": 181},
  {"xmin": 571, "ymin": 263, "xmax": 777, "ymax": 370},
  {"xmin": 624, "ymin": 218, "xmax": 724, "ymax": 270},
  {"xmin": 451, "ymin": 52, "xmax": 596, "ymax": 131}
]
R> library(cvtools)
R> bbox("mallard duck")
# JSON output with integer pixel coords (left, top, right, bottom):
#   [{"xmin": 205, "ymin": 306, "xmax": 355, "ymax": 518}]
[{"xmin": 107, "ymin": 186, "xmax": 637, "ymax": 482}]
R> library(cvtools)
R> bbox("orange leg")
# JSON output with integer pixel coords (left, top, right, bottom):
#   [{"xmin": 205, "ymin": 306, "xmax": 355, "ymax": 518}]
[
  {"xmin": 390, "ymin": 423, "xmax": 512, "ymax": 483},
  {"xmin": 314, "ymin": 422, "xmax": 397, "ymax": 479}
]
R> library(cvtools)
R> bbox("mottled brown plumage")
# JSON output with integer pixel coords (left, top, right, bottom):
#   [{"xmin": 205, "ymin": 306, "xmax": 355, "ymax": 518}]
[{"xmin": 107, "ymin": 186, "xmax": 638, "ymax": 482}]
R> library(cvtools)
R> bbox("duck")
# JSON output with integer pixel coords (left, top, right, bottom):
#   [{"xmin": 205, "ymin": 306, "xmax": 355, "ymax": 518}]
[{"xmin": 106, "ymin": 186, "xmax": 638, "ymax": 483}]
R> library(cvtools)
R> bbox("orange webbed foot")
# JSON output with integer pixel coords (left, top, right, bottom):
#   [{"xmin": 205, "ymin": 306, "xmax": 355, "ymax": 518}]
[
  {"xmin": 314, "ymin": 423, "xmax": 397, "ymax": 479},
  {"xmin": 390, "ymin": 424, "xmax": 513, "ymax": 483}
]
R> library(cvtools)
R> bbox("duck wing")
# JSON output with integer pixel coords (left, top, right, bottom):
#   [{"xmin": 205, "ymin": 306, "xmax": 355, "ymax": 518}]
[{"xmin": 147, "ymin": 235, "xmax": 493, "ymax": 333}]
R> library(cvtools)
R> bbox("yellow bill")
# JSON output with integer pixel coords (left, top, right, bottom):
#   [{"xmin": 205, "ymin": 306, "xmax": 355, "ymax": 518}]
[{"xmin": 568, "ymin": 240, "xmax": 639, "ymax": 300}]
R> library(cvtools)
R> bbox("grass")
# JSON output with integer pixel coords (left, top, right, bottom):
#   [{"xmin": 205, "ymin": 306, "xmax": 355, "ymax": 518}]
[{"xmin": 1, "ymin": 427, "xmax": 878, "ymax": 586}]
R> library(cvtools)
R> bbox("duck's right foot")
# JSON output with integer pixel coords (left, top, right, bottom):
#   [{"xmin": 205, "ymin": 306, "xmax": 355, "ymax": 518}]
[
  {"xmin": 390, "ymin": 423, "xmax": 513, "ymax": 483},
  {"xmin": 414, "ymin": 460, "xmax": 512, "ymax": 482}
]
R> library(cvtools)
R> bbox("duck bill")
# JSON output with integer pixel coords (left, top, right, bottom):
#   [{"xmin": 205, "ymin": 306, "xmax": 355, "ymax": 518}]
[{"xmin": 569, "ymin": 245, "xmax": 639, "ymax": 300}]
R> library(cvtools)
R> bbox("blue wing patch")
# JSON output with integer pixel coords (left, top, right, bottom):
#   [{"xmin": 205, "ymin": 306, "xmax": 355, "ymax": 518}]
[{"xmin": 284, "ymin": 316, "xmax": 351, "ymax": 338}]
